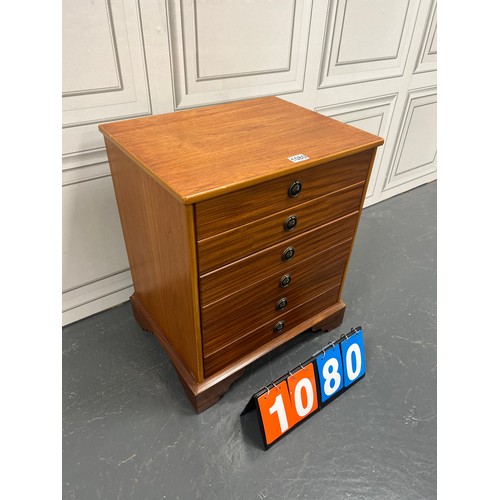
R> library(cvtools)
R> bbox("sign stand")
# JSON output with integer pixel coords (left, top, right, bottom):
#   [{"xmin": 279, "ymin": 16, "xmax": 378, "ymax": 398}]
[{"xmin": 241, "ymin": 326, "xmax": 366, "ymax": 449}]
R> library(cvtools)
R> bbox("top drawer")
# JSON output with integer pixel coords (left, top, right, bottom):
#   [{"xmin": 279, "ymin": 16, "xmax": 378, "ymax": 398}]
[{"xmin": 195, "ymin": 149, "xmax": 374, "ymax": 239}]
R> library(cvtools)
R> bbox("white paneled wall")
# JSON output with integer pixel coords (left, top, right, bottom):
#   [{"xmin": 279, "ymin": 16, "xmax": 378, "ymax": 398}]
[{"xmin": 62, "ymin": 0, "xmax": 437, "ymax": 325}]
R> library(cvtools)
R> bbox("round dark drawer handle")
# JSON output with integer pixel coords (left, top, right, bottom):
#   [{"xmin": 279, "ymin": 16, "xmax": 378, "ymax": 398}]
[
  {"xmin": 280, "ymin": 274, "xmax": 292, "ymax": 288},
  {"xmin": 276, "ymin": 297, "xmax": 288, "ymax": 311},
  {"xmin": 274, "ymin": 320, "xmax": 285, "ymax": 333},
  {"xmin": 282, "ymin": 246, "xmax": 295, "ymax": 262},
  {"xmin": 288, "ymin": 180, "xmax": 302, "ymax": 198},
  {"xmin": 284, "ymin": 215, "xmax": 298, "ymax": 231}
]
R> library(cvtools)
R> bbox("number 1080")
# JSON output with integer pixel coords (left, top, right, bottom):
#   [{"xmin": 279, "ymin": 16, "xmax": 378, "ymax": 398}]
[{"xmin": 256, "ymin": 329, "xmax": 366, "ymax": 446}]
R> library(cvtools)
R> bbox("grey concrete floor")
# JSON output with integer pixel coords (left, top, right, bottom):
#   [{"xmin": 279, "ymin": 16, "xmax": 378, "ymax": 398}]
[{"xmin": 63, "ymin": 181, "xmax": 437, "ymax": 500}]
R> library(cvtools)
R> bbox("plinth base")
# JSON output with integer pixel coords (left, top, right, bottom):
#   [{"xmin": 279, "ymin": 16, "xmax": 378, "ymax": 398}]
[{"xmin": 130, "ymin": 292, "xmax": 346, "ymax": 412}]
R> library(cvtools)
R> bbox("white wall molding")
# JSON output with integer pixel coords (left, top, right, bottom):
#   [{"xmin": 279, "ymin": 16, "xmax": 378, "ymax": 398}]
[
  {"xmin": 62, "ymin": 0, "xmax": 153, "ymax": 156},
  {"xmin": 193, "ymin": 1, "xmax": 295, "ymax": 80},
  {"xmin": 318, "ymin": 0, "xmax": 421, "ymax": 88},
  {"xmin": 62, "ymin": 268, "xmax": 133, "ymax": 325},
  {"xmin": 62, "ymin": 0, "xmax": 123, "ymax": 97},
  {"xmin": 413, "ymin": 0, "xmax": 437, "ymax": 73},
  {"xmin": 62, "ymin": 147, "xmax": 108, "ymax": 172},
  {"xmin": 167, "ymin": 0, "xmax": 313, "ymax": 109},
  {"xmin": 62, "ymin": 162, "xmax": 110, "ymax": 187},
  {"xmin": 316, "ymin": 93, "xmax": 397, "ymax": 202},
  {"xmin": 62, "ymin": 174, "xmax": 132, "ymax": 325},
  {"xmin": 382, "ymin": 86, "xmax": 437, "ymax": 194}
]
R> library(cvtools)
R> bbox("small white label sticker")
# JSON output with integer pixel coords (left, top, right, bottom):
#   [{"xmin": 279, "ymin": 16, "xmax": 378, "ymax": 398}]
[{"xmin": 288, "ymin": 154, "xmax": 309, "ymax": 163}]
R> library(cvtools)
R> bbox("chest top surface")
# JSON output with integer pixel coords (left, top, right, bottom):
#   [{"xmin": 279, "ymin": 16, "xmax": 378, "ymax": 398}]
[{"xmin": 98, "ymin": 96, "xmax": 383, "ymax": 204}]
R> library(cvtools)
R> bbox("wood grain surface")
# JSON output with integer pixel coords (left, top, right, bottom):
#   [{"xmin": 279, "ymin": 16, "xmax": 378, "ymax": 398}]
[
  {"xmin": 202, "ymin": 239, "xmax": 352, "ymax": 354},
  {"xmin": 199, "ymin": 212, "xmax": 358, "ymax": 306},
  {"xmin": 130, "ymin": 292, "xmax": 245, "ymax": 413},
  {"xmin": 99, "ymin": 96, "xmax": 384, "ymax": 204},
  {"xmin": 195, "ymin": 149, "xmax": 373, "ymax": 239},
  {"xmin": 196, "ymin": 182, "xmax": 364, "ymax": 273},
  {"xmin": 104, "ymin": 139, "xmax": 203, "ymax": 381},
  {"xmin": 203, "ymin": 285, "xmax": 341, "ymax": 376}
]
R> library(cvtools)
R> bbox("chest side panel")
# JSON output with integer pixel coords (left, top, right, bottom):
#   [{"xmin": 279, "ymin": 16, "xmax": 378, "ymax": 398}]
[{"xmin": 104, "ymin": 139, "xmax": 203, "ymax": 382}]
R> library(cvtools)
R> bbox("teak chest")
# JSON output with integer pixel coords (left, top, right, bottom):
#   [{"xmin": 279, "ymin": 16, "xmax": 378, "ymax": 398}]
[{"xmin": 99, "ymin": 96, "xmax": 384, "ymax": 412}]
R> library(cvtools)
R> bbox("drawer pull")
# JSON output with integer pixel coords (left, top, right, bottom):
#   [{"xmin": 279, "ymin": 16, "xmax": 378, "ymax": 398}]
[
  {"xmin": 280, "ymin": 274, "xmax": 292, "ymax": 288},
  {"xmin": 274, "ymin": 320, "xmax": 285, "ymax": 333},
  {"xmin": 282, "ymin": 246, "xmax": 295, "ymax": 262},
  {"xmin": 288, "ymin": 180, "xmax": 302, "ymax": 198},
  {"xmin": 276, "ymin": 297, "xmax": 288, "ymax": 311},
  {"xmin": 284, "ymin": 215, "xmax": 298, "ymax": 231}
]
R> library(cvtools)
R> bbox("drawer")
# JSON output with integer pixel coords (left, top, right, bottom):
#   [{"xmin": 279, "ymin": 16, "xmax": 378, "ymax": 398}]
[
  {"xmin": 199, "ymin": 211, "xmax": 359, "ymax": 306},
  {"xmin": 203, "ymin": 284, "xmax": 341, "ymax": 377},
  {"xmin": 202, "ymin": 239, "xmax": 351, "ymax": 352},
  {"xmin": 197, "ymin": 182, "xmax": 364, "ymax": 274},
  {"xmin": 195, "ymin": 149, "xmax": 373, "ymax": 239}
]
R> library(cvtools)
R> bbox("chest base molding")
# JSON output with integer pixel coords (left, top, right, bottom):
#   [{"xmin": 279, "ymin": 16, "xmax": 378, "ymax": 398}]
[{"xmin": 130, "ymin": 292, "xmax": 346, "ymax": 412}]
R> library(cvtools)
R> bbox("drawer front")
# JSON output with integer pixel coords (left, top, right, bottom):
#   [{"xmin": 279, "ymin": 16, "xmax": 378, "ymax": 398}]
[
  {"xmin": 199, "ymin": 211, "xmax": 358, "ymax": 306},
  {"xmin": 195, "ymin": 149, "xmax": 373, "ymax": 240},
  {"xmin": 203, "ymin": 284, "xmax": 341, "ymax": 377},
  {"xmin": 202, "ymin": 239, "xmax": 351, "ymax": 352},
  {"xmin": 197, "ymin": 182, "xmax": 364, "ymax": 274}
]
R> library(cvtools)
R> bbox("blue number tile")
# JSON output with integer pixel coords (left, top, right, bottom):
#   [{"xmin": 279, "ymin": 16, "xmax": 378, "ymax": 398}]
[
  {"xmin": 340, "ymin": 330, "xmax": 366, "ymax": 388},
  {"xmin": 315, "ymin": 343, "xmax": 344, "ymax": 403}
]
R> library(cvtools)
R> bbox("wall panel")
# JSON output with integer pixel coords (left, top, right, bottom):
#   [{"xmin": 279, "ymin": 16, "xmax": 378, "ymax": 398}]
[
  {"xmin": 318, "ymin": 0, "xmax": 421, "ymax": 88},
  {"xmin": 167, "ymin": 0, "xmax": 313, "ymax": 108},
  {"xmin": 414, "ymin": 0, "xmax": 437, "ymax": 73},
  {"xmin": 382, "ymin": 87, "xmax": 437, "ymax": 195},
  {"xmin": 316, "ymin": 94, "xmax": 397, "ymax": 203},
  {"xmin": 62, "ymin": 175, "xmax": 133, "ymax": 324},
  {"xmin": 62, "ymin": 0, "xmax": 152, "ymax": 158}
]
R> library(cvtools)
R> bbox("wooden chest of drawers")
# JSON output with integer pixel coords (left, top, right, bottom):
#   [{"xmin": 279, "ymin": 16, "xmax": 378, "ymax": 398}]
[{"xmin": 99, "ymin": 96, "xmax": 383, "ymax": 411}]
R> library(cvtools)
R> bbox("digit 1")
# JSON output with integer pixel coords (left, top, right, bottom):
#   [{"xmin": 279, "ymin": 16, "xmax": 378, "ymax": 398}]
[
  {"xmin": 256, "ymin": 381, "xmax": 297, "ymax": 446},
  {"xmin": 268, "ymin": 394, "xmax": 289, "ymax": 433}
]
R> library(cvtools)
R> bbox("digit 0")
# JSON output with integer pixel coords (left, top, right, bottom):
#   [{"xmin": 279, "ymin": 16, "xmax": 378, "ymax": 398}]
[
  {"xmin": 256, "ymin": 364, "xmax": 319, "ymax": 446},
  {"xmin": 293, "ymin": 377, "xmax": 315, "ymax": 417},
  {"xmin": 340, "ymin": 331, "xmax": 366, "ymax": 388},
  {"xmin": 287, "ymin": 363, "xmax": 318, "ymax": 422},
  {"xmin": 345, "ymin": 343, "xmax": 362, "ymax": 381}
]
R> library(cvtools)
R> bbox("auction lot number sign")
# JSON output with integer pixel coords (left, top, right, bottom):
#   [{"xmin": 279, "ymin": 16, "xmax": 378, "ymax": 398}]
[{"xmin": 242, "ymin": 327, "xmax": 366, "ymax": 449}]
